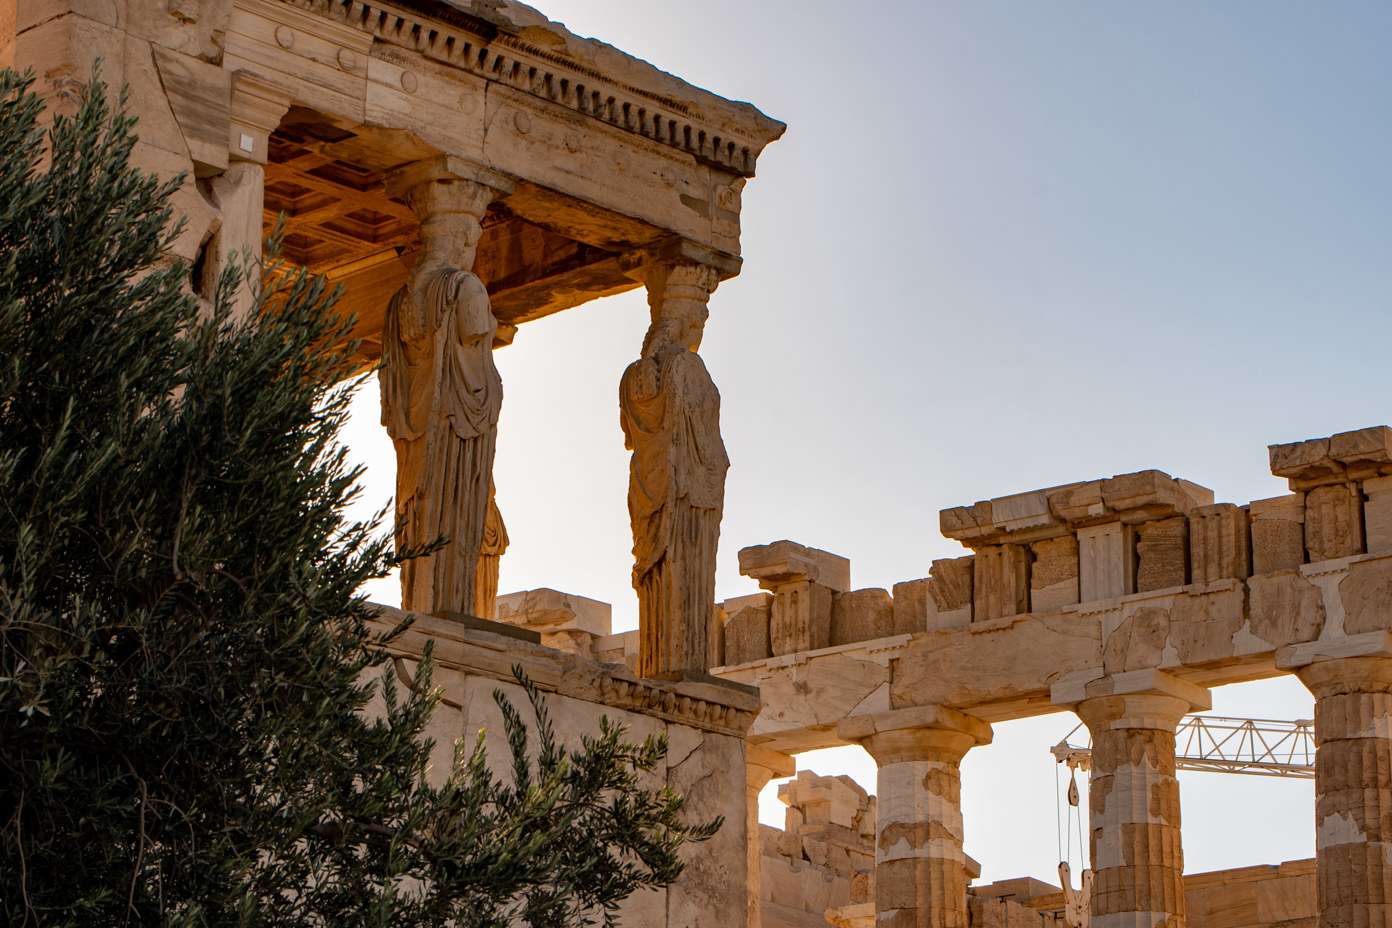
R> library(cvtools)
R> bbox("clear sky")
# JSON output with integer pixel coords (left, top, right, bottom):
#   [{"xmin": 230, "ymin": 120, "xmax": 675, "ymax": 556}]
[{"xmin": 340, "ymin": 0, "xmax": 1392, "ymax": 888}]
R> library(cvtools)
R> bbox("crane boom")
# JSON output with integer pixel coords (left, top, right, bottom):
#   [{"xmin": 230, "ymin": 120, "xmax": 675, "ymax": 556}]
[{"xmin": 1051, "ymin": 716, "xmax": 1315, "ymax": 779}]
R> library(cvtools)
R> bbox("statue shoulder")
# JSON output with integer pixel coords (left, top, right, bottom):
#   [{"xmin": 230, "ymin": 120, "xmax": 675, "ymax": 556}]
[
  {"xmin": 665, "ymin": 349, "xmax": 718, "ymax": 398},
  {"xmin": 417, "ymin": 267, "xmax": 488, "ymax": 307},
  {"xmin": 621, "ymin": 356, "xmax": 660, "ymax": 399},
  {"xmin": 448, "ymin": 269, "xmax": 489, "ymax": 307}
]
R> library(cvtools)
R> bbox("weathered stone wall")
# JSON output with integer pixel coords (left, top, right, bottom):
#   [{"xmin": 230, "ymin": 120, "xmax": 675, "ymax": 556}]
[
  {"xmin": 715, "ymin": 426, "xmax": 1388, "ymax": 928},
  {"xmin": 718, "ymin": 426, "xmax": 1392, "ymax": 754},
  {"xmin": 368, "ymin": 608, "xmax": 760, "ymax": 928},
  {"xmin": 761, "ymin": 771, "xmax": 876, "ymax": 928},
  {"xmin": 753, "ymin": 766, "xmax": 1315, "ymax": 928}
]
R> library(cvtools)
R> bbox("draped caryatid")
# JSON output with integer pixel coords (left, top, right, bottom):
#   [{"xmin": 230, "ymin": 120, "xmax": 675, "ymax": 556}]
[
  {"xmin": 620, "ymin": 262, "xmax": 728, "ymax": 679},
  {"xmin": 380, "ymin": 173, "xmax": 504, "ymax": 617}
]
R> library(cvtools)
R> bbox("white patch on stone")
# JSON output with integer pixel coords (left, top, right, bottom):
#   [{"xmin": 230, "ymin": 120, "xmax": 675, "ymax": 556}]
[
  {"xmin": 1093, "ymin": 825, "xmax": 1124, "ymax": 870},
  {"xmin": 1355, "ymin": 711, "xmax": 1392, "ymax": 739},
  {"xmin": 1097, "ymin": 757, "xmax": 1171, "ymax": 826},
  {"xmin": 1230, "ymin": 621, "xmax": 1272, "ymax": 655},
  {"xmin": 1318, "ymin": 811, "xmax": 1366, "ymax": 848},
  {"xmin": 1313, "ymin": 570, "xmax": 1347, "ymax": 640},
  {"xmin": 923, "ymin": 839, "xmax": 966, "ymax": 862},
  {"xmin": 877, "ymin": 760, "xmax": 964, "ymax": 863},
  {"xmin": 847, "ymin": 682, "xmax": 890, "ymax": 718}
]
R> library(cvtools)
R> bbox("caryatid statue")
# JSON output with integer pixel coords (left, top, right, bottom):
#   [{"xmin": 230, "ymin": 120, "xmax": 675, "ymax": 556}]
[
  {"xmin": 380, "ymin": 158, "xmax": 514, "ymax": 618},
  {"xmin": 620, "ymin": 261, "xmax": 729, "ymax": 679}
]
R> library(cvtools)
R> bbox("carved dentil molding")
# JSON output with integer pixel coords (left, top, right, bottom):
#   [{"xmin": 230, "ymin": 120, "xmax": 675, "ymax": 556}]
[{"xmin": 277, "ymin": 0, "xmax": 775, "ymax": 177}]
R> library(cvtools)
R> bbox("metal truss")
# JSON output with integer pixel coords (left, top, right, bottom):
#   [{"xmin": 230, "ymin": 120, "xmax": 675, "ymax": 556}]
[{"xmin": 1051, "ymin": 715, "xmax": 1316, "ymax": 779}]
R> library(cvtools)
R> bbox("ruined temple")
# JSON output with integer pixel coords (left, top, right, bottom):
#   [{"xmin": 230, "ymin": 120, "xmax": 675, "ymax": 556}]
[{"xmin": 9, "ymin": 2, "xmax": 1392, "ymax": 926}]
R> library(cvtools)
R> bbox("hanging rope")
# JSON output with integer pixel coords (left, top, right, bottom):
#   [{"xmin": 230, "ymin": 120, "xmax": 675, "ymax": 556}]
[
  {"xmin": 1070, "ymin": 765, "xmax": 1086, "ymax": 872},
  {"xmin": 1055, "ymin": 754, "xmax": 1064, "ymax": 865},
  {"xmin": 1053, "ymin": 725, "xmax": 1093, "ymax": 927}
]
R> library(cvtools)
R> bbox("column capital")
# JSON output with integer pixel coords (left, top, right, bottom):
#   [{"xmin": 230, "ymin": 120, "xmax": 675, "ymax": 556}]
[
  {"xmin": 1052, "ymin": 668, "xmax": 1210, "ymax": 715},
  {"xmin": 838, "ymin": 705, "xmax": 992, "ymax": 766},
  {"xmin": 1295, "ymin": 654, "xmax": 1392, "ymax": 699},
  {"xmin": 228, "ymin": 71, "xmax": 295, "ymax": 164},
  {"xmin": 384, "ymin": 154, "xmax": 516, "ymax": 203},
  {"xmin": 746, "ymin": 741, "xmax": 796, "ymax": 790},
  {"xmin": 621, "ymin": 237, "xmax": 742, "ymax": 284}
]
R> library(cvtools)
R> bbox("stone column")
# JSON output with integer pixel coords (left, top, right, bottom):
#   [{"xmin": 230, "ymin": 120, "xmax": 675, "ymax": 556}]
[
  {"xmin": 746, "ymin": 742, "xmax": 796, "ymax": 928},
  {"xmin": 209, "ymin": 72, "xmax": 294, "ymax": 319},
  {"xmin": 380, "ymin": 155, "xmax": 515, "ymax": 617},
  {"xmin": 1055, "ymin": 670, "xmax": 1209, "ymax": 928},
  {"xmin": 839, "ymin": 706, "xmax": 993, "ymax": 928},
  {"xmin": 620, "ymin": 243, "xmax": 736, "ymax": 679},
  {"xmin": 1296, "ymin": 657, "xmax": 1392, "ymax": 928}
]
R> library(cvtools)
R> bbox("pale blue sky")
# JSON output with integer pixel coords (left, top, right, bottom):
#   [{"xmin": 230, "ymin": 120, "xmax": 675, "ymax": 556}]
[{"xmin": 343, "ymin": 0, "xmax": 1390, "ymax": 887}]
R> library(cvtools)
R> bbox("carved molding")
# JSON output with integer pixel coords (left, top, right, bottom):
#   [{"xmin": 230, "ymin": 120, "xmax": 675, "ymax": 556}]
[
  {"xmin": 279, "ymin": 0, "xmax": 772, "ymax": 176},
  {"xmin": 367, "ymin": 605, "xmax": 759, "ymax": 737},
  {"xmin": 597, "ymin": 675, "xmax": 758, "ymax": 738}
]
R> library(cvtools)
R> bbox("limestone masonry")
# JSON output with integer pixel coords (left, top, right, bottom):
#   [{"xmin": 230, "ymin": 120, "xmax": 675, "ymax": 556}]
[{"xmin": 9, "ymin": 1, "xmax": 1389, "ymax": 925}]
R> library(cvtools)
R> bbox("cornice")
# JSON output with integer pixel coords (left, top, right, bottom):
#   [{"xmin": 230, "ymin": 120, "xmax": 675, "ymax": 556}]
[
  {"xmin": 278, "ymin": 0, "xmax": 781, "ymax": 177},
  {"xmin": 598, "ymin": 674, "xmax": 759, "ymax": 739},
  {"xmin": 368, "ymin": 606, "xmax": 760, "ymax": 738}
]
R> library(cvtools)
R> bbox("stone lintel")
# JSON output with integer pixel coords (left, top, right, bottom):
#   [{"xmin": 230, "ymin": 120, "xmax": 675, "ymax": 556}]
[
  {"xmin": 384, "ymin": 153, "xmax": 517, "ymax": 200},
  {"xmin": 942, "ymin": 472, "xmax": 1214, "ymax": 548},
  {"xmin": 1276, "ymin": 630, "xmax": 1392, "ymax": 670},
  {"xmin": 1051, "ymin": 668, "xmax": 1210, "ymax": 715},
  {"xmin": 1049, "ymin": 480, "xmax": 1109, "ymax": 526},
  {"xmin": 739, "ymin": 540, "xmax": 851, "ymax": 593},
  {"xmin": 1270, "ymin": 425, "xmax": 1392, "ymax": 489},
  {"xmin": 836, "ymin": 703, "xmax": 992, "ymax": 747},
  {"xmin": 746, "ymin": 741, "xmax": 796, "ymax": 780},
  {"xmin": 1058, "ymin": 472, "xmax": 1213, "ymax": 527},
  {"xmin": 1332, "ymin": 425, "xmax": 1392, "ymax": 467},
  {"xmin": 940, "ymin": 485, "xmax": 1077, "ymax": 547},
  {"xmin": 1102, "ymin": 471, "xmax": 1213, "ymax": 521}
]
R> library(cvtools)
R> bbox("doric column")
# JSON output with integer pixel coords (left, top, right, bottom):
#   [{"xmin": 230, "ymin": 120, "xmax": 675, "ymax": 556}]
[
  {"xmin": 746, "ymin": 743, "xmax": 796, "ymax": 928},
  {"xmin": 1295, "ymin": 657, "xmax": 1392, "ymax": 928},
  {"xmin": 380, "ymin": 155, "xmax": 514, "ymax": 618},
  {"xmin": 1055, "ymin": 670, "xmax": 1210, "ymax": 928},
  {"xmin": 620, "ymin": 243, "xmax": 736, "ymax": 679},
  {"xmin": 839, "ymin": 706, "xmax": 993, "ymax": 928}
]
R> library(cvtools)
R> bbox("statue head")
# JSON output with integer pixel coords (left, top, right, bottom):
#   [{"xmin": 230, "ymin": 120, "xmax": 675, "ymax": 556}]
[
  {"xmin": 643, "ymin": 261, "xmax": 716, "ymax": 356},
  {"xmin": 406, "ymin": 178, "xmax": 488, "ymax": 275}
]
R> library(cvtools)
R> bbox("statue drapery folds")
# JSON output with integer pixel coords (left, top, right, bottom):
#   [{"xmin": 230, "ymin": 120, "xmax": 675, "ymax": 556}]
[
  {"xmin": 380, "ymin": 171, "xmax": 507, "ymax": 618},
  {"xmin": 620, "ymin": 262, "xmax": 728, "ymax": 679}
]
